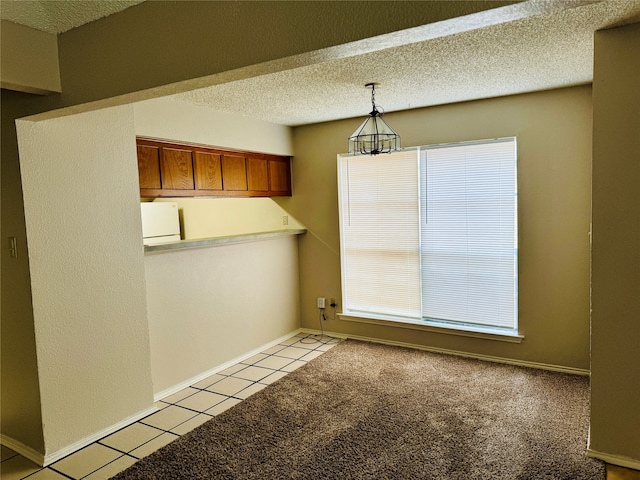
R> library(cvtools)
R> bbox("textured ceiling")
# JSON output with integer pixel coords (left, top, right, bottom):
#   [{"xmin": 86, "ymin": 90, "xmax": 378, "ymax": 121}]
[
  {"xmin": 0, "ymin": 0, "xmax": 144, "ymax": 34},
  {"xmin": 171, "ymin": 0, "xmax": 640, "ymax": 126},
  {"xmin": 2, "ymin": 0, "xmax": 639, "ymax": 127}
]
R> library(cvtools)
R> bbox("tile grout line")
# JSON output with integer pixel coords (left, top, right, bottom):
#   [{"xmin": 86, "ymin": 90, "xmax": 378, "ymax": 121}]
[
  {"xmin": 10, "ymin": 334, "xmax": 340, "ymax": 480},
  {"xmin": 43, "ymin": 442, "xmax": 124, "ymax": 480}
]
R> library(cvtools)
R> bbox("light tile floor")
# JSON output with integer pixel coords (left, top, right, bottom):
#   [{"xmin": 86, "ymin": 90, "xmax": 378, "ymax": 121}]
[{"xmin": 0, "ymin": 333, "xmax": 340, "ymax": 480}]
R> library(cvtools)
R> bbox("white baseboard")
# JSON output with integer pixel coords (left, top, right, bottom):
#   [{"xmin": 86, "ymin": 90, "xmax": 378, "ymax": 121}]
[
  {"xmin": 588, "ymin": 448, "xmax": 640, "ymax": 470},
  {"xmin": 42, "ymin": 405, "xmax": 158, "ymax": 466},
  {"xmin": 154, "ymin": 328, "xmax": 304, "ymax": 402},
  {"xmin": 0, "ymin": 434, "xmax": 45, "ymax": 466},
  {"xmin": 1, "ymin": 405, "xmax": 157, "ymax": 467},
  {"xmin": 300, "ymin": 328, "xmax": 590, "ymax": 376}
]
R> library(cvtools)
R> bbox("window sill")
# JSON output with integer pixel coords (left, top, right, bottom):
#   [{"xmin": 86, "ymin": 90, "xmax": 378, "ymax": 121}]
[{"xmin": 337, "ymin": 312, "xmax": 524, "ymax": 344}]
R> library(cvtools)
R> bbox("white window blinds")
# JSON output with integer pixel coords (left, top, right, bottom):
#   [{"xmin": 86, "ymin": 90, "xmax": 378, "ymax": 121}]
[
  {"xmin": 420, "ymin": 138, "xmax": 517, "ymax": 329},
  {"xmin": 338, "ymin": 138, "xmax": 517, "ymax": 333},
  {"xmin": 338, "ymin": 149, "xmax": 421, "ymax": 319}
]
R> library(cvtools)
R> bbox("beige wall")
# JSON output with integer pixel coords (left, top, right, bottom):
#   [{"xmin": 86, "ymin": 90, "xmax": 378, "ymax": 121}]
[
  {"xmin": 145, "ymin": 235, "xmax": 300, "ymax": 395},
  {"xmin": 153, "ymin": 197, "xmax": 303, "ymax": 240},
  {"xmin": 590, "ymin": 22, "xmax": 640, "ymax": 466},
  {"xmin": 0, "ymin": 4, "xmax": 522, "ymax": 459},
  {"xmin": 1, "ymin": 0, "xmax": 637, "ymax": 467},
  {"xmin": 283, "ymin": 86, "xmax": 593, "ymax": 370},
  {"xmin": 16, "ymin": 105, "xmax": 155, "ymax": 461},
  {"xmin": 0, "ymin": 94, "xmax": 44, "ymax": 455},
  {"xmin": 0, "ymin": 20, "xmax": 61, "ymax": 95}
]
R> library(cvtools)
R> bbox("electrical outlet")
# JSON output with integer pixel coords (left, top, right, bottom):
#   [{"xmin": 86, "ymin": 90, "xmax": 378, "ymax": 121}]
[
  {"xmin": 282, "ymin": 215, "xmax": 289, "ymax": 225},
  {"xmin": 329, "ymin": 298, "xmax": 337, "ymax": 308},
  {"xmin": 317, "ymin": 297, "xmax": 326, "ymax": 309}
]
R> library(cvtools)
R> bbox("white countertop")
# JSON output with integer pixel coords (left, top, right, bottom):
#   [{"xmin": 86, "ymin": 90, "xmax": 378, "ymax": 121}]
[{"xmin": 144, "ymin": 228, "xmax": 306, "ymax": 254}]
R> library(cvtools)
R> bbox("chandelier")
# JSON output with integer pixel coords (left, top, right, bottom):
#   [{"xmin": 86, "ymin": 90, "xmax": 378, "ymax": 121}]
[{"xmin": 348, "ymin": 83, "xmax": 400, "ymax": 155}]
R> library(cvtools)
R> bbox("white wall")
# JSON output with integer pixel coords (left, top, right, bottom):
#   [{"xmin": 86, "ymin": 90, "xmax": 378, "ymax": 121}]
[
  {"xmin": 134, "ymin": 97, "xmax": 293, "ymax": 155},
  {"xmin": 145, "ymin": 235, "xmax": 300, "ymax": 395},
  {"xmin": 16, "ymin": 105, "xmax": 154, "ymax": 460}
]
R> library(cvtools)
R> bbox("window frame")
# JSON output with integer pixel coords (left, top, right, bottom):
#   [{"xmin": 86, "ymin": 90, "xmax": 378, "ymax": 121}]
[{"xmin": 337, "ymin": 137, "xmax": 520, "ymax": 341}]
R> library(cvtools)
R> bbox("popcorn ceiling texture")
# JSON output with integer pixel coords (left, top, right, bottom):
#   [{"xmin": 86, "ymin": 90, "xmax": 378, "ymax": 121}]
[
  {"xmin": 172, "ymin": 0, "xmax": 640, "ymax": 126},
  {"xmin": 0, "ymin": 0, "xmax": 144, "ymax": 34}
]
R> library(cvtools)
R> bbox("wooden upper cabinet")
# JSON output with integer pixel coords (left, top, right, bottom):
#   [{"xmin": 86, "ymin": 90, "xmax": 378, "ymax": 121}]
[
  {"xmin": 247, "ymin": 156, "xmax": 269, "ymax": 192},
  {"xmin": 194, "ymin": 151, "xmax": 222, "ymax": 191},
  {"xmin": 268, "ymin": 156, "xmax": 291, "ymax": 194},
  {"xmin": 136, "ymin": 137, "xmax": 291, "ymax": 197},
  {"xmin": 161, "ymin": 148, "xmax": 194, "ymax": 190},
  {"xmin": 221, "ymin": 155, "xmax": 248, "ymax": 191},
  {"xmin": 137, "ymin": 145, "xmax": 161, "ymax": 189}
]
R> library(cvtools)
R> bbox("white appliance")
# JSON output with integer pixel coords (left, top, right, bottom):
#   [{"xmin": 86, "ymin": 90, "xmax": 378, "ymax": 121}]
[{"xmin": 141, "ymin": 202, "xmax": 181, "ymax": 245}]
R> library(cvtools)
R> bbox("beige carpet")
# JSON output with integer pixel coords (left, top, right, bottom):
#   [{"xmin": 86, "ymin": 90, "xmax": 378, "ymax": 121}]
[{"xmin": 112, "ymin": 340, "xmax": 605, "ymax": 479}]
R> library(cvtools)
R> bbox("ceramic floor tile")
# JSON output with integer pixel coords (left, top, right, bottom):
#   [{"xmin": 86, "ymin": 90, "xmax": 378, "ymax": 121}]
[
  {"xmin": 278, "ymin": 337, "xmax": 302, "ymax": 346},
  {"xmin": 0, "ymin": 455, "xmax": 40, "ymax": 480},
  {"xmin": 205, "ymin": 376, "xmax": 254, "ymax": 396},
  {"xmin": 191, "ymin": 374, "xmax": 225, "ymax": 389},
  {"xmin": 100, "ymin": 422, "xmax": 164, "ymax": 453},
  {"xmin": 235, "ymin": 382, "xmax": 267, "ymax": 400},
  {"xmin": 254, "ymin": 355, "xmax": 294, "ymax": 370},
  {"xmin": 51, "ymin": 443, "xmax": 121, "ymax": 479},
  {"xmin": 205, "ymin": 398, "xmax": 242, "ymax": 416},
  {"xmin": 161, "ymin": 387, "xmax": 199, "ymax": 404},
  {"xmin": 155, "ymin": 401, "xmax": 170, "ymax": 410},
  {"xmin": 281, "ymin": 360, "xmax": 306, "ymax": 372},
  {"xmin": 218, "ymin": 363, "xmax": 246, "ymax": 376},
  {"xmin": 82, "ymin": 455, "xmax": 138, "ymax": 480},
  {"xmin": 260, "ymin": 345, "xmax": 286, "ymax": 355},
  {"xmin": 129, "ymin": 432, "xmax": 178, "ymax": 459},
  {"xmin": 0, "ymin": 445, "xmax": 18, "ymax": 461},
  {"xmin": 140, "ymin": 405, "xmax": 198, "ymax": 431},
  {"xmin": 259, "ymin": 370, "xmax": 289, "ymax": 385},
  {"xmin": 232, "ymin": 365, "xmax": 274, "ymax": 382},
  {"xmin": 23, "ymin": 468, "xmax": 68, "ymax": 479},
  {"xmin": 300, "ymin": 350, "xmax": 325, "ymax": 362},
  {"xmin": 169, "ymin": 413, "xmax": 213, "ymax": 435},
  {"xmin": 241, "ymin": 353, "xmax": 269, "ymax": 365},
  {"xmin": 274, "ymin": 346, "xmax": 311, "ymax": 360},
  {"xmin": 177, "ymin": 390, "xmax": 228, "ymax": 412}
]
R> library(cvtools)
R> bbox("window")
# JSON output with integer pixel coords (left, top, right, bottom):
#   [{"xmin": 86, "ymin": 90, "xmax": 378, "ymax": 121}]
[{"xmin": 338, "ymin": 138, "xmax": 518, "ymax": 335}]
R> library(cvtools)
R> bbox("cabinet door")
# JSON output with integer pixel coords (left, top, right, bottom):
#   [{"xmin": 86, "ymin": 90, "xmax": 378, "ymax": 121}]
[
  {"xmin": 161, "ymin": 148, "xmax": 194, "ymax": 190},
  {"xmin": 269, "ymin": 157, "xmax": 291, "ymax": 194},
  {"xmin": 222, "ymin": 154, "xmax": 247, "ymax": 191},
  {"xmin": 194, "ymin": 151, "xmax": 222, "ymax": 190},
  {"xmin": 137, "ymin": 145, "xmax": 161, "ymax": 189},
  {"xmin": 247, "ymin": 156, "xmax": 269, "ymax": 192}
]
